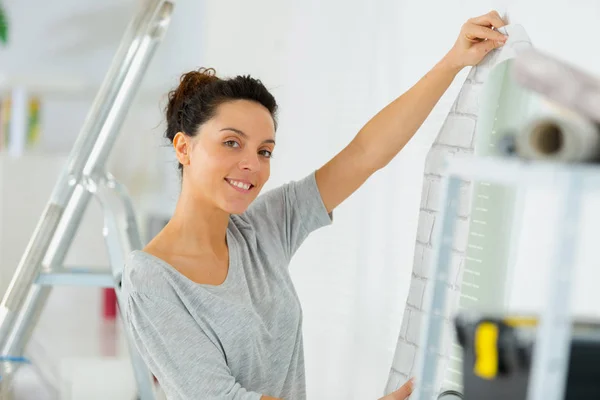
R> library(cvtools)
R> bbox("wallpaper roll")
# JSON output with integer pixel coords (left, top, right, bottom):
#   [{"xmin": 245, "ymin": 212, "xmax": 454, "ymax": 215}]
[
  {"xmin": 385, "ymin": 24, "xmax": 533, "ymax": 397},
  {"xmin": 511, "ymin": 48, "xmax": 600, "ymax": 163},
  {"xmin": 516, "ymin": 110, "xmax": 600, "ymax": 162}
]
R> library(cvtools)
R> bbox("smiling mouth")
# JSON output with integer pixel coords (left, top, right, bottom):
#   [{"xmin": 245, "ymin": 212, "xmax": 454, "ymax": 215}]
[{"xmin": 224, "ymin": 178, "xmax": 254, "ymax": 191}]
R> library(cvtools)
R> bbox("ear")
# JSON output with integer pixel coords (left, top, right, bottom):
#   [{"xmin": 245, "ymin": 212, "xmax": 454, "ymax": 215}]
[{"xmin": 173, "ymin": 132, "xmax": 191, "ymax": 167}]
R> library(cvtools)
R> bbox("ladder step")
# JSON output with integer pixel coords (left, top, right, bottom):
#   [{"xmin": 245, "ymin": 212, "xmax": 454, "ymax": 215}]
[
  {"xmin": 0, "ymin": 356, "xmax": 30, "ymax": 363},
  {"xmin": 0, "ymin": 356, "xmax": 31, "ymax": 382},
  {"xmin": 36, "ymin": 269, "xmax": 115, "ymax": 287}
]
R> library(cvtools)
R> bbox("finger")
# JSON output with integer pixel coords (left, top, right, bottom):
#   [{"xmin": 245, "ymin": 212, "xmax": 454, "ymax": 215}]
[
  {"xmin": 393, "ymin": 378, "xmax": 414, "ymax": 399},
  {"xmin": 469, "ymin": 10, "xmax": 507, "ymax": 29},
  {"xmin": 473, "ymin": 36, "xmax": 505, "ymax": 54},
  {"xmin": 464, "ymin": 22, "xmax": 507, "ymax": 43}
]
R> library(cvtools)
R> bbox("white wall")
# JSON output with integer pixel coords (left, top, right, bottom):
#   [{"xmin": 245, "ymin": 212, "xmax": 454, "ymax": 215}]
[
  {"xmin": 2, "ymin": 0, "xmax": 600, "ymax": 399},
  {"xmin": 210, "ymin": 1, "xmax": 600, "ymax": 398}
]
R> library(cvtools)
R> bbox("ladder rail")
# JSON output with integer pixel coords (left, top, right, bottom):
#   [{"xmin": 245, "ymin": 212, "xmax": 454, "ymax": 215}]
[
  {"xmin": 1, "ymin": 187, "xmax": 92, "ymax": 357},
  {"xmin": 95, "ymin": 173, "xmax": 155, "ymax": 400}
]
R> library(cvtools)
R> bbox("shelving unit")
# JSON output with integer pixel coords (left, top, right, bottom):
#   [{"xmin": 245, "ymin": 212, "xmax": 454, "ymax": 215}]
[
  {"xmin": 0, "ymin": 74, "xmax": 169, "ymax": 99},
  {"xmin": 411, "ymin": 155, "xmax": 596, "ymax": 400}
]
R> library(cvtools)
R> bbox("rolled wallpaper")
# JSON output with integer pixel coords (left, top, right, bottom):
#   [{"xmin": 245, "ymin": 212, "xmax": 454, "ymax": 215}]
[
  {"xmin": 512, "ymin": 49, "xmax": 600, "ymax": 163},
  {"xmin": 517, "ymin": 111, "xmax": 600, "ymax": 162}
]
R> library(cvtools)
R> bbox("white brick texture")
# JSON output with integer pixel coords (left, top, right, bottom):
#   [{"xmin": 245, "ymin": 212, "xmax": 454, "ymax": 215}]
[
  {"xmin": 424, "ymin": 177, "xmax": 471, "ymax": 216},
  {"xmin": 436, "ymin": 115, "xmax": 476, "ymax": 148},
  {"xmin": 424, "ymin": 176, "xmax": 442, "ymax": 211},
  {"xmin": 424, "ymin": 147, "xmax": 453, "ymax": 176},
  {"xmin": 392, "ymin": 342, "xmax": 417, "ymax": 377},
  {"xmin": 456, "ymin": 82, "xmax": 482, "ymax": 115},
  {"xmin": 412, "ymin": 243, "xmax": 425, "ymax": 277},
  {"xmin": 385, "ymin": 370, "xmax": 409, "ymax": 396},
  {"xmin": 406, "ymin": 309, "xmax": 423, "ymax": 346},
  {"xmin": 399, "ymin": 309, "xmax": 410, "ymax": 340},
  {"xmin": 407, "ymin": 278, "xmax": 426, "ymax": 310},
  {"xmin": 386, "ymin": 28, "xmax": 532, "ymax": 395},
  {"xmin": 473, "ymin": 60, "xmax": 494, "ymax": 84},
  {"xmin": 416, "ymin": 211, "xmax": 435, "ymax": 244},
  {"xmin": 416, "ymin": 246, "xmax": 433, "ymax": 278},
  {"xmin": 420, "ymin": 178, "xmax": 430, "ymax": 209}
]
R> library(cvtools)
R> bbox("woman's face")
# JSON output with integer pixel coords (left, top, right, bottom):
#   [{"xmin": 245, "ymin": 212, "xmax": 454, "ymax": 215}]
[{"xmin": 175, "ymin": 99, "xmax": 276, "ymax": 215}]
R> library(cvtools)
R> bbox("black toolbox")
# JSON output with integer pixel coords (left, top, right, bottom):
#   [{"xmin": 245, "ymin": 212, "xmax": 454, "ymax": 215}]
[{"xmin": 454, "ymin": 313, "xmax": 600, "ymax": 399}]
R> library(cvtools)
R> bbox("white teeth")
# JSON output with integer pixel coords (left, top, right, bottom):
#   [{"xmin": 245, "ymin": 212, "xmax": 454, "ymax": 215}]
[{"xmin": 228, "ymin": 179, "xmax": 251, "ymax": 190}]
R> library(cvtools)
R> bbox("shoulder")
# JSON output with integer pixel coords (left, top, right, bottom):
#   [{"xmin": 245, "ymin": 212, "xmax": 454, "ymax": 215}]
[
  {"xmin": 122, "ymin": 250, "xmax": 183, "ymax": 304},
  {"xmin": 236, "ymin": 178, "xmax": 297, "ymax": 225}
]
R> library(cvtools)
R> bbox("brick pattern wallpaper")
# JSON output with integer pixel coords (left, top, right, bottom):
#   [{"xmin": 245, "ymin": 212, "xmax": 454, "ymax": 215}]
[{"xmin": 385, "ymin": 24, "xmax": 532, "ymax": 396}]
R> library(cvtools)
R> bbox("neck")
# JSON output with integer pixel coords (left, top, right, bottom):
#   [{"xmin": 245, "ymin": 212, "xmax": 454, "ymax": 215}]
[{"xmin": 163, "ymin": 181, "xmax": 230, "ymax": 257}]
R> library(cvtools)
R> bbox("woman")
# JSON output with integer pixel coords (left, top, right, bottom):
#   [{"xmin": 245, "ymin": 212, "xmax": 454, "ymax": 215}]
[{"xmin": 122, "ymin": 10, "xmax": 507, "ymax": 400}]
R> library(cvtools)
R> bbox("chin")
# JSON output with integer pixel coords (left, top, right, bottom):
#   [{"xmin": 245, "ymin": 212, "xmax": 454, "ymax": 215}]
[
  {"xmin": 220, "ymin": 184, "xmax": 262, "ymax": 215},
  {"xmin": 221, "ymin": 198, "xmax": 255, "ymax": 215}
]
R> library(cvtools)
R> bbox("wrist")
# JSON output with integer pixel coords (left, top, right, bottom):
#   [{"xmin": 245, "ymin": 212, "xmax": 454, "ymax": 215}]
[{"xmin": 436, "ymin": 54, "xmax": 464, "ymax": 76}]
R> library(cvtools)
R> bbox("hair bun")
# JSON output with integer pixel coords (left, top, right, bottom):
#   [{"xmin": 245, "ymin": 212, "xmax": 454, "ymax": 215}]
[
  {"xmin": 178, "ymin": 67, "xmax": 219, "ymax": 98},
  {"xmin": 166, "ymin": 67, "xmax": 219, "ymax": 129}
]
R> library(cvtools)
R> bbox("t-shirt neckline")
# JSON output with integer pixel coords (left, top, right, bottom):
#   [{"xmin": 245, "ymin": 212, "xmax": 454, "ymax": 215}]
[{"xmin": 133, "ymin": 224, "xmax": 238, "ymax": 290}]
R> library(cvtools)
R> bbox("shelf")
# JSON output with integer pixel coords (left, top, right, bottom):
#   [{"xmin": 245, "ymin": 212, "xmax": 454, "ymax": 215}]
[
  {"xmin": 0, "ymin": 73, "xmax": 169, "ymax": 100},
  {"xmin": 444, "ymin": 155, "xmax": 600, "ymax": 188}
]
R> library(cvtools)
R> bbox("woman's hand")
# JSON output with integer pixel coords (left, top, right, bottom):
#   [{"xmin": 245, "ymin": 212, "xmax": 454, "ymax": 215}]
[
  {"xmin": 442, "ymin": 10, "xmax": 508, "ymax": 71},
  {"xmin": 379, "ymin": 378, "xmax": 414, "ymax": 400}
]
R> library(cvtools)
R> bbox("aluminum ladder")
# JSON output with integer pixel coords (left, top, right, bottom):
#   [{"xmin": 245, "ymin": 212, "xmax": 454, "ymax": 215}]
[{"xmin": 0, "ymin": 1, "xmax": 174, "ymax": 398}]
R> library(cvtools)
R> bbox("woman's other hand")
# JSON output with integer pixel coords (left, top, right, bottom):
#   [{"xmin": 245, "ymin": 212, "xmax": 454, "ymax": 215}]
[{"xmin": 379, "ymin": 377, "xmax": 414, "ymax": 400}]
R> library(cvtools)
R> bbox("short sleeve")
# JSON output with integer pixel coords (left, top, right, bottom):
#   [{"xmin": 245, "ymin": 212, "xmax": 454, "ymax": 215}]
[
  {"xmin": 242, "ymin": 170, "xmax": 333, "ymax": 261},
  {"xmin": 125, "ymin": 292, "xmax": 262, "ymax": 400}
]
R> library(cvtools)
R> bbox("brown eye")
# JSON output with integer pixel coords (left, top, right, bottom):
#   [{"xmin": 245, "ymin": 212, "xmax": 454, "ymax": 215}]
[
  {"xmin": 259, "ymin": 149, "xmax": 273, "ymax": 158},
  {"xmin": 224, "ymin": 140, "xmax": 240, "ymax": 148}
]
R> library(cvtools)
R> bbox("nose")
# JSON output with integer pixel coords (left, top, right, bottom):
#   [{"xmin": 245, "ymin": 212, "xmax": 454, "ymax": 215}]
[{"xmin": 238, "ymin": 150, "xmax": 260, "ymax": 172}]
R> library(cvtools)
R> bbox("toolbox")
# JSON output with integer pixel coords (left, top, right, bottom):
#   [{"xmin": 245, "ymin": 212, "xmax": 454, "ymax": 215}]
[{"xmin": 455, "ymin": 313, "xmax": 600, "ymax": 399}]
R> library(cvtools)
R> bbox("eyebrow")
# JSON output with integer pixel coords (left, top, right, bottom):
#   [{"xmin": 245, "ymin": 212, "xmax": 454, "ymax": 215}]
[{"xmin": 220, "ymin": 128, "xmax": 275, "ymax": 145}]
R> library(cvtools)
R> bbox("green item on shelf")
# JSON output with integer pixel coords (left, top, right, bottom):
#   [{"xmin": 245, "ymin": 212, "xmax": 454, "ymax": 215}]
[{"xmin": 0, "ymin": 3, "xmax": 8, "ymax": 45}]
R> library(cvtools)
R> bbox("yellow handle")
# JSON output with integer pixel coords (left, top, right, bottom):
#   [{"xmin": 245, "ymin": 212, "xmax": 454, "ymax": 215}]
[{"xmin": 474, "ymin": 322, "xmax": 499, "ymax": 379}]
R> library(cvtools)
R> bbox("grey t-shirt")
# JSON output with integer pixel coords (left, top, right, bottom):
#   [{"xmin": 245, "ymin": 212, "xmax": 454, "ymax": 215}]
[{"xmin": 122, "ymin": 171, "xmax": 333, "ymax": 400}]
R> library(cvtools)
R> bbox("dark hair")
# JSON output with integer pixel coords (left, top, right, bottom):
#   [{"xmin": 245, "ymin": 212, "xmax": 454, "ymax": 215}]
[{"xmin": 165, "ymin": 67, "xmax": 278, "ymax": 172}]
